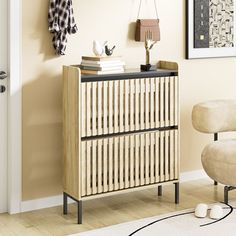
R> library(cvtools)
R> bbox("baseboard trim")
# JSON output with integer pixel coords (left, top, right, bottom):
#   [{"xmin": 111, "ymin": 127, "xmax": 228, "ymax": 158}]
[
  {"xmin": 21, "ymin": 169, "xmax": 209, "ymax": 213},
  {"xmin": 180, "ymin": 169, "xmax": 208, "ymax": 182},
  {"xmin": 21, "ymin": 194, "xmax": 74, "ymax": 213}
]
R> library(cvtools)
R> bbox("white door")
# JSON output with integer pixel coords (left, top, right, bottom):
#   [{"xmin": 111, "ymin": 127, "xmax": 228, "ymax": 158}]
[{"xmin": 0, "ymin": 0, "xmax": 8, "ymax": 213}]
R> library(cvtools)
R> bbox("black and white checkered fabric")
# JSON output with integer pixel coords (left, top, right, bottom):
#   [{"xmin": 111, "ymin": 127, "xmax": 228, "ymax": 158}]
[{"xmin": 48, "ymin": 0, "xmax": 78, "ymax": 55}]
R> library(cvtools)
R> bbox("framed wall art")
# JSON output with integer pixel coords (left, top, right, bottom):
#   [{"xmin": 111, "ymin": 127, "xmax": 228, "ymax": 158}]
[{"xmin": 186, "ymin": 0, "xmax": 236, "ymax": 59}]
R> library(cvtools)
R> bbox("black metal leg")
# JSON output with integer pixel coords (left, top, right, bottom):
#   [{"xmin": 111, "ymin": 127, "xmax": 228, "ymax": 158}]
[
  {"xmin": 63, "ymin": 192, "xmax": 68, "ymax": 215},
  {"xmin": 224, "ymin": 186, "xmax": 236, "ymax": 204},
  {"xmin": 78, "ymin": 201, "xmax": 82, "ymax": 224},
  {"xmin": 213, "ymin": 136, "xmax": 218, "ymax": 185},
  {"xmin": 174, "ymin": 182, "xmax": 179, "ymax": 204},
  {"xmin": 224, "ymin": 186, "xmax": 229, "ymax": 204},
  {"xmin": 214, "ymin": 133, "xmax": 218, "ymax": 141},
  {"xmin": 158, "ymin": 185, "xmax": 162, "ymax": 196},
  {"xmin": 63, "ymin": 192, "xmax": 83, "ymax": 224}
]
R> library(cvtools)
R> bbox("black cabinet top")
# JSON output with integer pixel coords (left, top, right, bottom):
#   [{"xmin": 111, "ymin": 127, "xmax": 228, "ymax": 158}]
[{"xmin": 81, "ymin": 68, "xmax": 178, "ymax": 82}]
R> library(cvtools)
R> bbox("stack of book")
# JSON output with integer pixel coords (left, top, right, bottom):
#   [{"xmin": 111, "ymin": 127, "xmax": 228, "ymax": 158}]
[{"xmin": 80, "ymin": 56, "xmax": 125, "ymax": 75}]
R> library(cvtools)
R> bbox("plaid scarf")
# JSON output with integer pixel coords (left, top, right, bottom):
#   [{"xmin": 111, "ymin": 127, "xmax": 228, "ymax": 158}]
[{"xmin": 48, "ymin": 0, "xmax": 78, "ymax": 55}]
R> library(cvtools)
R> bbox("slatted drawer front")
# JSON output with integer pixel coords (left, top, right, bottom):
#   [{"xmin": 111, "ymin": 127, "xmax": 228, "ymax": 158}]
[
  {"xmin": 80, "ymin": 130, "xmax": 178, "ymax": 197},
  {"xmin": 81, "ymin": 77, "xmax": 178, "ymax": 137}
]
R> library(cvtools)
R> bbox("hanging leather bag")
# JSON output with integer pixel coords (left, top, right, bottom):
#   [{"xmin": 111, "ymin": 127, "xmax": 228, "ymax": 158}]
[{"xmin": 135, "ymin": 0, "xmax": 160, "ymax": 42}]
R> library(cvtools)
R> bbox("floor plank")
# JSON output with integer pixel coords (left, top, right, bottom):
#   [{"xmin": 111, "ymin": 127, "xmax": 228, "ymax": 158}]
[{"xmin": 1, "ymin": 179, "xmax": 236, "ymax": 236}]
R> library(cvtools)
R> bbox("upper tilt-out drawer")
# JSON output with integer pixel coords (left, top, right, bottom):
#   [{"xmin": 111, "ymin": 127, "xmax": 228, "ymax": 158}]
[{"xmin": 81, "ymin": 76, "xmax": 178, "ymax": 137}]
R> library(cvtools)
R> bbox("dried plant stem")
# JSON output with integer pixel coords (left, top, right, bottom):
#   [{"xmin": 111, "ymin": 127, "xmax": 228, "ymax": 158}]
[{"xmin": 146, "ymin": 49, "xmax": 150, "ymax": 64}]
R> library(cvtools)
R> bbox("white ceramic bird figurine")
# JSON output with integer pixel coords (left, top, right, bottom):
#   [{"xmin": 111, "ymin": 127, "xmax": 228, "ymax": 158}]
[{"xmin": 93, "ymin": 40, "xmax": 108, "ymax": 56}]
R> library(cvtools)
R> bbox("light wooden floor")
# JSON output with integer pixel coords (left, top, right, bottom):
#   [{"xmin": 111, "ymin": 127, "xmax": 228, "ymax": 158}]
[{"xmin": 1, "ymin": 178, "xmax": 236, "ymax": 236}]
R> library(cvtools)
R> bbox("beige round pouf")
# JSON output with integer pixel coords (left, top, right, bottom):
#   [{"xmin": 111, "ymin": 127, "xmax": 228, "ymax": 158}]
[{"xmin": 202, "ymin": 139, "xmax": 236, "ymax": 187}]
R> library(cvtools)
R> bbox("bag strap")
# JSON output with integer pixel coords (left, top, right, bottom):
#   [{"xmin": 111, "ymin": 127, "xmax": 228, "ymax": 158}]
[{"xmin": 137, "ymin": 0, "xmax": 159, "ymax": 19}]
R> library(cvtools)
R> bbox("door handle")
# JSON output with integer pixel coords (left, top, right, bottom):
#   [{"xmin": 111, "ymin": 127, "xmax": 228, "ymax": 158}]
[
  {"xmin": 0, "ymin": 85, "xmax": 6, "ymax": 93},
  {"xmin": 0, "ymin": 71, "xmax": 7, "ymax": 80}
]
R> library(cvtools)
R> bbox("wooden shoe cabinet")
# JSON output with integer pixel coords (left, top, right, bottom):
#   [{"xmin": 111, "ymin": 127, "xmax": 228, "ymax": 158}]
[{"xmin": 62, "ymin": 61, "xmax": 179, "ymax": 223}]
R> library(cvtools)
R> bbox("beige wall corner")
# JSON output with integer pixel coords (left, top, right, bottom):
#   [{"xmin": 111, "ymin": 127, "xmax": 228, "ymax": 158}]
[{"xmin": 22, "ymin": 0, "xmax": 236, "ymax": 200}]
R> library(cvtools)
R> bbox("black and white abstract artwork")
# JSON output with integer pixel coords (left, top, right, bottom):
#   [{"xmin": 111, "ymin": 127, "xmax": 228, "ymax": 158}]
[
  {"xmin": 186, "ymin": 0, "xmax": 236, "ymax": 58},
  {"xmin": 209, "ymin": 0, "xmax": 234, "ymax": 48}
]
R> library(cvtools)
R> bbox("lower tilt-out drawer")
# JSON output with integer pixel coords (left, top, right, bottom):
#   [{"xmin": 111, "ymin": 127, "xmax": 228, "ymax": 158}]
[{"xmin": 80, "ymin": 129, "xmax": 179, "ymax": 197}]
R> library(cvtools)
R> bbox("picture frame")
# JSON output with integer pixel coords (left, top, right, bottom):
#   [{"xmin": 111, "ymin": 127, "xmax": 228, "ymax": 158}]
[{"xmin": 186, "ymin": 0, "xmax": 236, "ymax": 59}]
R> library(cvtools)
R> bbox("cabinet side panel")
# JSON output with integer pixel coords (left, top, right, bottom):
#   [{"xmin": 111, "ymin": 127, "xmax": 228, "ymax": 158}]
[{"xmin": 63, "ymin": 66, "xmax": 81, "ymax": 199}]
